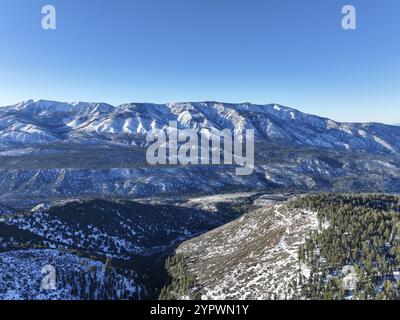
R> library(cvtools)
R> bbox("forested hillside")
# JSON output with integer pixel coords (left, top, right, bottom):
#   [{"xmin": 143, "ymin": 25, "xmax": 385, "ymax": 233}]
[
  {"xmin": 160, "ymin": 194, "xmax": 400, "ymax": 300},
  {"xmin": 289, "ymin": 194, "xmax": 400, "ymax": 300}
]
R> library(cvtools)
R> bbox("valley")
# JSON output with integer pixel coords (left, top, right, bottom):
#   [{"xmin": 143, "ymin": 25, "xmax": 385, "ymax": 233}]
[
  {"xmin": 1, "ymin": 189, "xmax": 400, "ymax": 300},
  {"xmin": 0, "ymin": 192, "xmax": 259, "ymax": 299}
]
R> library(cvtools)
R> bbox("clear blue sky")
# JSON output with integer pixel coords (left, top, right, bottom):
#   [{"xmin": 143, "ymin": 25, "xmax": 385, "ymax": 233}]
[{"xmin": 0, "ymin": 0, "xmax": 399, "ymax": 123}]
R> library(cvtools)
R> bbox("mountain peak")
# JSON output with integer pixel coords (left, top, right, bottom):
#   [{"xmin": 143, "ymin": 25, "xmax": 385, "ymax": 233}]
[{"xmin": 0, "ymin": 99, "xmax": 399, "ymax": 155}]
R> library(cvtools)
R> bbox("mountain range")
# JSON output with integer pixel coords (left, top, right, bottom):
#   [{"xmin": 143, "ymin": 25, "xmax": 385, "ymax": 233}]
[
  {"xmin": 0, "ymin": 100, "xmax": 399, "ymax": 208},
  {"xmin": 0, "ymin": 99, "xmax": 399, "ymax": 300},
  {"xmin": 1, "ymin": 99, "xmax": 399, "ymax": 152}
]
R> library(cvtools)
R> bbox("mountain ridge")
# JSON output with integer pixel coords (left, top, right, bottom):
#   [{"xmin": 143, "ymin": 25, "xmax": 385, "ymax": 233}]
[
  {"xmin": 1, "ymin": 99, "xmax": 399, "ymax": 155},
  {"xmin": 0, "ymin": 99, "xmax": 399, "ymax": 206},
  {"xmin": 1, "ymin": 99, "xmax": 393, "ymax": 126}
]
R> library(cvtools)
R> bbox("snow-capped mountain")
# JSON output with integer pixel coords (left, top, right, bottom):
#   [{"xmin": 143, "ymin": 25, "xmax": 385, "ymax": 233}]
[
  {"xmin": 1, "ymin": 100, "xmax": 399, "ymax": 154},
  {"xmin": 0, "ymin": 100, "xmax": 399, "ymax": 207}
]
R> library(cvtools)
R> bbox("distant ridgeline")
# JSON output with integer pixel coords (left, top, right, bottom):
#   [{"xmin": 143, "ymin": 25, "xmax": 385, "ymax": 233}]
[{"xmin": 1, "ymin": 100, "xmax": 400, "ymax": 206}]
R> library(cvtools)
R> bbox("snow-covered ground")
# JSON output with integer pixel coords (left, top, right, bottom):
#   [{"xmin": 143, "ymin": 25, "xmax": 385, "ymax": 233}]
[
  {"xmin": 0, "ymin": 249, "xmax": 139, "ymax": 300},
  {"xmin": 175, "ymin": 199, "xmax": 319, "ymax": 300},
  {"xmin": 0, "ymin": 99, "xmax": 399, "ymax": 207}
]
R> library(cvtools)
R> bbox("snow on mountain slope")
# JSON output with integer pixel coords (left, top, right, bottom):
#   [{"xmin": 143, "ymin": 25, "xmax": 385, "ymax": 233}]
[
  {"xmin": 2, "ymin": 100, "xmax": 115, "ymax": 118},
  {"xmin": 162, "ymin": 196, "xmax": 320, "ymax": 300},
  {"xmin": 0, "ymin": 100, "xmax": 115, "ymax": 145},
  {"xmin": 1, "ymin": 100, "xmax": 399, "ymax": 154},
  {"xmin": 0, "ymin": 100, "xmax": 399, "ymax": 204},
  {"xmin": 0, "ymin": 197, "xmax": 247, "ymax": 299},
  {"xmin": 0, "ymin": 199, "xmax": 233, "ymax": 259},
  {"xmin": 0, "ymin": 249, "xmax": 140, "ymax": 300},
  {"xmin": 1, "ymin": 127, "xmax": 59, "ymax": 144}
]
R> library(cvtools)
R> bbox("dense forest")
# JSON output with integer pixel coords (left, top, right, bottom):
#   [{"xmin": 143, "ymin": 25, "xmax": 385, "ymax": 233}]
[
  {"xmin": 159, "ymin": 254, "xmax": 202, "ymax": 300},
  {"xmin": 289, "ymin": 193, "xmax": 400, "ymax": 300}
]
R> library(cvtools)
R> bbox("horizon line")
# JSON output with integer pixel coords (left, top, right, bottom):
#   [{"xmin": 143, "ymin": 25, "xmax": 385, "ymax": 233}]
[{"xmin": 0, "ymin": 98, "xmax": 398, "ymax": 127}]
